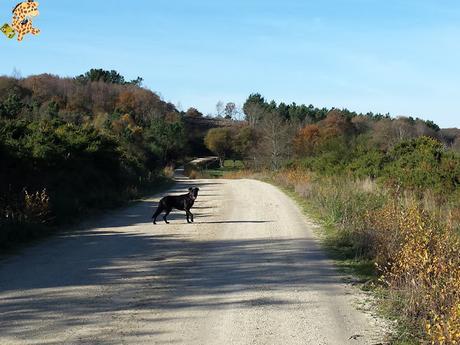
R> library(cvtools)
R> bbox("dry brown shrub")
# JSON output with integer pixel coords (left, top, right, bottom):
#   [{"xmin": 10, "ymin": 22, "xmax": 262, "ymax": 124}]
[
  {"xmin": 223, "ymin": 170, "xmax": 256, "ymax": 179},
  {"xmin": 23, "ymin": 189, "xmax": 51, "ymax": 224},
  {"xmin": 273, "ymin": 168, "xmax": 311, "ymax": 192},
  {"xmin": 163, "ymin": 165, "xmax": 175, "ymax": 178},
  {"xmin": 188, "ymin": 170, "xmax": 198, "ymax": 179},
  {"xmin": 272, "ymin": 168, "xmax": 460, "ymax": 343}
]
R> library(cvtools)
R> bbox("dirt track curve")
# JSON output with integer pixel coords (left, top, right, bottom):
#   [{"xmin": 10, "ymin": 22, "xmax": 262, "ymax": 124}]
[{"xmin": 0, "ymin": 176, "xmax": 387, "ymax": 345}]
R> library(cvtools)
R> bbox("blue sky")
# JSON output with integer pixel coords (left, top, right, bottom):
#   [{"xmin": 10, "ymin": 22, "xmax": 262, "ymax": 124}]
[{"xmin": 0, "ymin": 0, "xmax": 459, "ymax": 128}]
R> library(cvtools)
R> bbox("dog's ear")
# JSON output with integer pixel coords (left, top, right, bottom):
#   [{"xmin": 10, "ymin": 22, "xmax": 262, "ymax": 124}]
[{"xmin": 188, "ymin": 187, "xmax": 193, "ymax": 192}]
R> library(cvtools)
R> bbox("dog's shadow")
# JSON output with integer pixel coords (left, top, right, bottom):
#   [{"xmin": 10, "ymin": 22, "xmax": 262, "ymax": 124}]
[{"xmin": 195, "ymin": 220, "xmax": 274, "ymax": 225}]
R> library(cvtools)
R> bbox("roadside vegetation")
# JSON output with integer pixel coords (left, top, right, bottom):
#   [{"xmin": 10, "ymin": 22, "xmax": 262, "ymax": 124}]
[
  {"xmin": 0, "ymin": 70, "xmax": 186, "ymax": 248},
  {"xmin": 1, "ymin": 67, "xmax": 459, "ymax": 343},
  {"xmin": 199, "ymin": 94, "xmax": 460, "ymax": 345}
]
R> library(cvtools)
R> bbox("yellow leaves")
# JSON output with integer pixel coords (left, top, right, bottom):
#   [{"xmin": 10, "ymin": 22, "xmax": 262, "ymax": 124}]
[
  {"xmin": 111, "ymin": 114, "xmax": 142, "ymax": 138},
  {"xmin": 273, "ymin": 168, "xmax": 460, "ymax": 344},
  {"xmin": 369, "ymin": 200, "xmax": 460, "ymax": 345}
]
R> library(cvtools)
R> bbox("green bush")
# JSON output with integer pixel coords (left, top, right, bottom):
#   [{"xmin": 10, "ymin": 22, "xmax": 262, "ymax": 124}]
[
  {"xmin": 380, "ymin": 137, "xmax": 460, "ymax": 194},
  {"xmin": 0, "ymin": 118, "xmax": 165, "ymax": 247}
]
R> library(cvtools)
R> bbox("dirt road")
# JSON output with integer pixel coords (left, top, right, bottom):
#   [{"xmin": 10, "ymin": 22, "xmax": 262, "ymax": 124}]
[{"xmin": 0, "ymin": 177, "xmax": 387, "ymax": 345}]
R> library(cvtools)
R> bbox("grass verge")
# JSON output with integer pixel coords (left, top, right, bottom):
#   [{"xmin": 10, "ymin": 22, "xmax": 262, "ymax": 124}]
[
  {"xmin": 273, "ymin": 181, "xmax": 377, "ymax": 282},
  {"xmin": 215, "ymin": 169, "xmax": 458, "ymax": 345}
]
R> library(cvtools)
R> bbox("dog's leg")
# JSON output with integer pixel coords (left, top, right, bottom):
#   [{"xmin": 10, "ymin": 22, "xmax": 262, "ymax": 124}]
[
  {"xmin": 152, "ymin": 204, "xmax": 164, "ymax": 225},
  {"xmin": 163, "ymin": 208, "xmax": 172, "ymax": 224},
  {"xmin": 185, "ymin": 210, "xmax": 194, "ymax": 223}
]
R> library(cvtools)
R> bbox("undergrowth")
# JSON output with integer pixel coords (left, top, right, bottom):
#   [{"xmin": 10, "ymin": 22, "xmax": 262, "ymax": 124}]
[{"xmin": 218, "ymin": 167, "xmax": 459, "ymax": 345}]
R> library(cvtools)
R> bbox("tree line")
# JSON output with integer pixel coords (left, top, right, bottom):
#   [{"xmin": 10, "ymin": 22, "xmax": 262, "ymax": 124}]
[
  {"xmin": 204, "ymin": 93, "xmax": 459, "ymax": 195},
  {"xmin": 202, "ymin": 94, "xmax": 460, "ymax": 344},
  {"xmin": 0, "ymin": 70, "xmax": 190, "ymax": 246}
]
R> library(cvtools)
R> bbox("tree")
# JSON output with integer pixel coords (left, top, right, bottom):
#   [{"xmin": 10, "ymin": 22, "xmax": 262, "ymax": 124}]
[
  {"xmin": 243, "ymin": 93, "xmax": 267, "ymax": 127},
  {"xmin": 351, "ymin": 115, "xmax": 372, "ymax": 134},
  {"xmin": 278, "ymin": 102, "xmax": 290, "ymax": 120},
  {"xmin": 45, "ymin": 100, "xmax": 59, "ymax": 119},
  {"xmin": 382, "ymin": 136, "xmax": 459, "ymax": 192},
  {"xmin": 293, "ymin": 124, "xmax": 321, "ymax": 156},
  {"xmin": 233, "ymin": 126, "xmax": 256, "ymax": 160},
  {"xmin": 224, "ymin": 102, "xmax": 237, "ymax": 119},
  {"xmin": 216, "ymin": 101, "xmax": 224, "ymax": 117},
  {"xmin": 0, "ymin": 93, "xmax": 23, "ymax": 118},
  {"xmin": 321, "ymin": 110, "xmax": 355, "ymax": 138},
  {"xmin": 256, "ymin": 110, "xmax": 293, "ymax": 170},
  {"xmin": 130, "ymin": 77, "xmax": 143, "ymax": 87},
  {"xmin": 372, "ymin": 117, "xmax": 417, "ymax": 150},
  {"xmin": 145, "ymin": 119, "xmax": 185, "ymax": 164},
  {"xmin": 116, "ymin": 91, "xmax": 137, "ymax": 115},
  {"xmin": 204, "ymin": 128, "xmax": 234, "ymax": 167},
  {"xmin": 185, "ymin": 107, "xmax": 203, "ymax": 118},
  {"xmin": 76, "ymin": 69, "xmax": 142, "ymax": 86}
]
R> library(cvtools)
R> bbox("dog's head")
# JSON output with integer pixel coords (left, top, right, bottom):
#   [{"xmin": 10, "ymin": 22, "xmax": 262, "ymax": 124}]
[{"xmin": 188, "ymin": 187, "xmax": 200, "ymax": 200}]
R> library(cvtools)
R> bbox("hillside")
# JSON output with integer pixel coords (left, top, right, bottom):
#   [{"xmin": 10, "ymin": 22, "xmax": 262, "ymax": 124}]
[
  {"xmin": 1, "ymin": 71, "xmax": 459, "ymax": 344},
  {"xmin": 441, "ymin": 128, "xmax": 460, "ymax": 145},
  {"xmin": 0, "ymin": 70, "xmax": 185, "ymax": 245}
]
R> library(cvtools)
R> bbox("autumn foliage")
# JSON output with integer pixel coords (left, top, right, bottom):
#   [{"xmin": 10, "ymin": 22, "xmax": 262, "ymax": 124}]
[
  {"xmin": 235, "ymin": 94, "xmax": 460, "ymax": 344},
  {"xmin": 293, "ymin": 124, "xmax": 320, "ymax": 156},
  {"xmin": 270, "ymin": 168, "xmax": 460, "ymax": 344},
  {"xmin": 0, "ymin": 70, "xmax": 185, "ymax": 246},
  {"xmin": 370, "ymin": 201, "xmax": 460, "ymax": 345}
]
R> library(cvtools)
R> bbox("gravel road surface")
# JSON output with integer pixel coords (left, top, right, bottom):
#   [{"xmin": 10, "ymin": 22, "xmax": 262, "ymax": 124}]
[{"xmin": 0, "ymin": 177, "xmax": 387, "ymax": 345}]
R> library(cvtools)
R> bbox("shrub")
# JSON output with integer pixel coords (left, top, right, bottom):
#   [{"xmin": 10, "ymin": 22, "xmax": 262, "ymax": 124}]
[
  {"xmin": 381, "ymin": 137, "xmax": 460, "ymax": 194},
  {"xmin": 370, "ymin": 201, "xmax": 460, "ymax": 345},
  {"xmin": 0, "ymin": 117, "xmax": 167, "ymax": 247},
  {"xmin": 268, "ymin": 167, "xmax": 459, "ymax": 344}
]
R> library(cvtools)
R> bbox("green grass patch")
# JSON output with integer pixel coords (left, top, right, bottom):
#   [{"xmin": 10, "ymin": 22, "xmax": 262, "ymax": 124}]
[
  {"xmin": 223, "ymin": 160, "xmax": 245, "ymax": 169},
  {"xmin": 197, "ymin": 160, "xmax": 245, "ymax": 178}
]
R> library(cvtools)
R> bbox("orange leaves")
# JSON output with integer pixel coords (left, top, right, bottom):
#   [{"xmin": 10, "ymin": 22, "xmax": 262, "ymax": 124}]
[
  {"xmin": 293, "ymin": 124, "xmax": 320, "ymax": 156},
  {"xmin": 293, "ymin": 111, "xmax": 355, "ymax": 157},
  {"xmin": 111, "ymin": 114, "xmax": 143, "ymax": 142},
  {"xmin": 116, "ymin": 91, "xmax": 136, "ymax": 113}
]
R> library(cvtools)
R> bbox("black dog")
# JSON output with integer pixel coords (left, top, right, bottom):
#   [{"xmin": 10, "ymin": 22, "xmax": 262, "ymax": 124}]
[{"xmin": 152, "ymin": 187, "xmax": 200, "ymax": 224}]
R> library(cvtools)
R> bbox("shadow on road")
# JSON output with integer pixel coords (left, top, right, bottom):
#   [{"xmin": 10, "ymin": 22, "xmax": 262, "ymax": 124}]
[
  {"xmin": 196, "ymin": 220, "xmax": 274, "ymax": 224},
  {"xmin": 0, "ymin": 233, "xmax": 339, "ymax": 340},
  {"xmin": 0, "ymin": 177, "xmax": 342, "ymax": 344},
  {"xmin": 79, "ymin": 178, "xmax": 221, "ymax": 229}
]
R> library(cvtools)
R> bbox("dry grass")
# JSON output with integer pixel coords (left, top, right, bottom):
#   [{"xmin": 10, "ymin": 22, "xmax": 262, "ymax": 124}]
[
  {"xmin": 163, "ymin": 165, "xmax": 175, "ymax": 178},
  {"xmin": 23, "ymin": 188, "xmax": 51, "ymax": 224},
  {"xmin": 268, "ymin": 168, "xmax": 459, "ymax": 344},
  {"xmin": 187, "ymin": 169, "xmax": 199, "ymax": 179},
  {"xmin": 184, "ymin": 162, "xmax": 460, "ymax": 344},
  {"xmin": 199, "ymin": 165, "xmax": 460, "ymax": 343},
  {"xmin": 370, "ymin": 201, "xmax": 460, "ymax": 345},
  {"xmin": 223, "ymin": 170, "xmax": 259, "ymax": 179}
]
